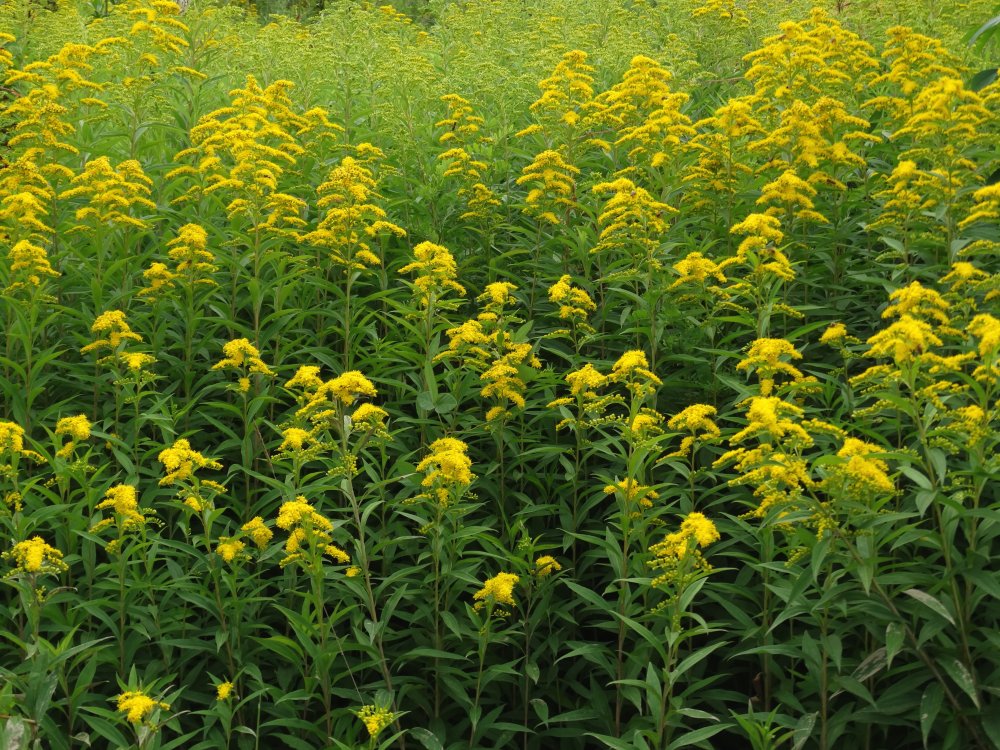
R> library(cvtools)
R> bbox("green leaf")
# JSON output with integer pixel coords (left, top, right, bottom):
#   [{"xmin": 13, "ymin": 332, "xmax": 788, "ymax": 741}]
[
  {"xmin": 940, "ymin": 657, "xmax": 980, "ymax": 709},
  {"xmin": 886, "ymin": 623, "xmax": 905, "ymax": 668},
  {"xmin": 408, "ymin": 728, "xmax": 444, "ymax": 750},
  {"xmin": 667, "ymin": 723, "xmax": 729, "ymax": 749},
  {"xmin": 920, "ymin": 683, "xmax": 944, "ymax": 748},
  {"xmin": 903, "ymin": 588, "xmax": 955, "ymax": 626}
]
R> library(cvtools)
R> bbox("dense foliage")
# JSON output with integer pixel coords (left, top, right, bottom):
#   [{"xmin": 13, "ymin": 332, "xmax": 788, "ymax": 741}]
[{"xmin": 0, "ymin": 0, "xmax": 998, "ymax": 748}]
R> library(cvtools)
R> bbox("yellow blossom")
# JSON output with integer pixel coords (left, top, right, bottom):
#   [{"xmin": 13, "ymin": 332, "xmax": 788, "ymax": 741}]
[
  {"xmin": 473, "ymin": 571, "xmax": 519, "ymax": 611},
  {"xmin": 213, "ymin": 338, "xmax": 276, "ymax": 377},
  {"xmin": 4, "ymin": 537, "xmax": 68, "ymax": 575},
  {"xmin": 114, "ymin": 691, "xmax": 169, "ymax": 725},
  {"xmin": 398, "ymin": 241, "xmax": 465, "ymax": 307},
  {"xmin": 736, "ymin": 338, "xmax": 804, "ymax": 395},
  {"xmin": 534, "ymin": 555, "xmax": 562, "ymax": 576},
  {"xmin": 81, "ymin": 310, "xmax": 143, "ymax": 355},
  {"xmin": 158, "ymin": 438, "xmax": 223, "ymax": 486},
  {"xmin": 216, "ymin": 682, "xmax": 234, "ymax": 701},
  {"xmin": 242, "ymin": 516, "xmax": 273, "ymax": 548},
  {"xmin": 356, "ymin": 704, "xmax": 396, "ymax": 739},
  {"xmin": 216, "ymin": 537, "xmax": 246, "ymax": 564}
]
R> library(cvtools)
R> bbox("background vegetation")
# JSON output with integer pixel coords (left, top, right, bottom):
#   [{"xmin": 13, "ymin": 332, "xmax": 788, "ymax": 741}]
[{"xmin": 0, "ymin": 0, "xmax": 998, "ymax": 748}]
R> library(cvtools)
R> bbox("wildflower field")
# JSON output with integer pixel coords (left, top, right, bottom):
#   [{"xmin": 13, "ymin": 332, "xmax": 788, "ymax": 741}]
[{"xmin": 0, "ymin": 0, "xmax": 998, "ymax": 747}]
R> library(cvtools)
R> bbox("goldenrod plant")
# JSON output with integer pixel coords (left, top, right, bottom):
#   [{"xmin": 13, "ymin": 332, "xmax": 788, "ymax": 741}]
[{"xmin": 0, "ymin": 0, "xmax": 998, "ymax": 748}]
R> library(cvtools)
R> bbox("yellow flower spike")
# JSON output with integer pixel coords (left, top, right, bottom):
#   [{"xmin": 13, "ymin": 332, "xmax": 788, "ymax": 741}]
[
  {"xmin": 4, "ymin": 239, "xmax": 60, "ymax": 296},
  {"xmin": 823, "ymin": 438, "xmax": 895, "ymax": 499},
  {"xmin": 114, "ymin": 690, "xmax": 169, "ymax": 725},
  {"xmin": 523, "ymin": 50, "xmax": 596, "ymax": 134},
  {"xmin": 241, "ymin": 517, "xmax": 273, "ymax": 549},
  {"xmin": 548, "ymin": 275, "xmax": 596, "ymax": 325},
  {"xmin": 736, "ymin": 338, "xmax": 805, "ymax": 396},
  {"xmin": 534, "ymin": 555, "xmax": 562, "ymax": 577},
  {"xmin": 590, "ymin": 178, "xmax": 676, "ymax": 266},
  {"xmin": 609, "ymin": 350, "xmax": 662, "ymax": 396},
  {"xmin": 216, "ymin": 681, "xmax": 234, "ymax": 701},
  {"xmin": 4, "ymin": 537, "xmax": 68, "ymax": 575},
  {"xmin": 304, "ymin": 154, "xmax": 405, "ymax": 271},
  {"xmin": 415, "ymin": 438, "xmax": 474, "ymax": 507},
  {"xmin": 157, "ymin": 438, "xmax": 223, "ymax": 486},
  {"xmin": 399, "ymin": 241, "xmax": 466, "ymax": 308},
  {"xmin": 669, "ymin": 252, "xmax": 727, "ymax": 289},
  {"xmin": 665, "ymin": 404, "xmax": 721, "ymax": 458},
  {"xmin": 54, "ymin": 414, "xmax": 91, "ymax": 458},
  {"xmin": 729, "ymin": 396, "xmax": 813, "ymax": 447},
  {"xmin": 285, "ymin": 365, "xmax": 323, "ymax": 392},
  {"xmin": 60, "ymin": 156, "xmax": 156, "ymax": 231},
  {"xmin": 216, "ymin": 537, "xmax": 246, "ymax": 564},
  {"xmin": 564, "ymin": 364, "xmax": 606, "ymax": 397},
  {"xmin": 820, "ymin": 323, "xmax": 848, "ymax": 345},
  {"xmin": 212, "ymin": 338, "xmax": 277, "ymax": 380},
  {"xmin": 649, "ymin": 512, "xmax": 720, "ymax": 586},
  {"xmin": 350, "ymin": 403, "xmax": 389, "ymax": 431},
  {"xmin": 756, "ymin": 169, "xmax": 827, "ymax": 224},
  {"xmin": 473, "ymin": 571, "xmax": 519, "ymax": 612},
  {"xmin": 277, "ymin": 427, "xmax": 312, "ymax": 452},
  {"xmin": 120, "ymin": 352, "xmax": 156, "ymax": 372},
  {"xmin": 866, "ymin": 26, "xmax": 962, "ymax": 117},
  {"xmin": 882, "ymin": 282, "xmax": 952, "ymax": 328},
  {"xmin": 81, "ymin": 310, "xmax": 143, "ymax": 356},
  {"xmin": 743, "ymin": 9, "xmax": 877, "ymax": 107},
  {"xmin": 864, "ymin": 315, "xmax": 943, "ymax": 364},
  {"xmin": 314, "ymin": 371, "xmax": 378, "ymax": 406},
  {"xmin": 516, "ymin": 149, "xmax": 580, "ymax": 224},
  {"xmin": 274, "ymin": 497, "xmax": 349, "ymax": 568},
  {"xmin": 604, "ymin": 478, "xmax": 659, "ymax": 510},
  {"xmin": 356, "ymin": 704, "xmax": 397, "ymax": 740}
]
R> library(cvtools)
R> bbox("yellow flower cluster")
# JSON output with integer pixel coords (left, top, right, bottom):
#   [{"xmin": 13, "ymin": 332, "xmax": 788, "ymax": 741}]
[
  {"xmin": 591, "ymin": 178, "xmax": 675, "ymax": 269},
  {"xmin": 55, "ymin": 415, "xmax": 91, "ymax": 459},
  {"xmin": 436, "ymin": 94, "xmax": 501, "ymax": 223},
  {"xmin": 534, "ymin": 555, "xmax": 561, "ymax": 577},
  {"xmin": 516, "ymin": 149, "xmax": 580, "ymax": 225},
  {"xmin": 356, "ymin": 704, "xmax": 396, "ymax": 739},
  {"xmin": 398, "ymin": 241, "xmax": 466, "ymax": 308},
  {"xmin": 242, "ymin": 516, "xmax": 273, "ymax": 549},
  {"xmin": 4, "ymin": 537, "xmax": 68, "ymax": 575},
  {"xmin": 4, "ymin": 240, "xmax": 60, "ymax": 297},
  {"xmin": 743, "ymin": 8, "xmax": 877, "ymax": 107},
  {"xmin": 296, "ymin": 370, "xmax": 378, "ymax": 428},
  {"xmin": 139, "ymin": 223, "xmax": 217, "ymax": 299},
  {"xmin": 665, "ymin": 404, "xmax": 720, "ymax": 458},
  {"xmin": 212, "ymin": 338, "xmax": 276, "ymax": 392},
  {"xmin": 304, "ymin": 151, "xmax": 406, "ymax": 270},
  {"xmin": 649, "ymin": 512, "xmax": 720, "ymax": 586},
  {"xmin": 439, "ymin": 284, "xmax": 540, "ymax": 422},
  {"xmin": 601, "ymin": 55, "xmax": 694, "ymax": 169},
  {"xmin": 157, "ymin": 438, "xmax": 224, "ymax": 488},
  {"xmin": 604, "ymin": 477, "xmax": 659, "ymax": 510},
  {"xmin": 415, "ymin": 438, "xmax": 474, "ymax": 507},
  {"xmin": 473, "ymin": 571, "xmax": 519, "ymax": 613},
  {"xmin": 91, "ymin": 484, "xmax": 155, "ymax": 551},
  {"xmin": 683, "ymin": 97, "xmax": 761, "ymax": 211},
  {"xmin": 548, "ymin": 275, "xmax": 596, "ymax": 328},
  {"xmin": 61, "ymin": 156, "xmax": 155, "ymax": 231},
  {"xmin": 274, "ymin": 496, "xmax": 350, "ymax": 569},
  {"xmin": 522, "ymin": 49, "xmax": 595, "ymax": 133},
  {"xmin": 736, "ymin": 338, "xmax": 805, "ymax": 396},
  {"xmin": 822, "ymin": 438, "xmax": 895, "ymax": 501},
  {"xmin": 115, "ymin": 690, "xmax": 169, "ymax": 725},
  {"xmin": 170, "ymin": 76, "xmax": 325, "ymax": 236},
  {"xmin": 81, "ymin": 310, "xmax": 146, "ymax": 366}
]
